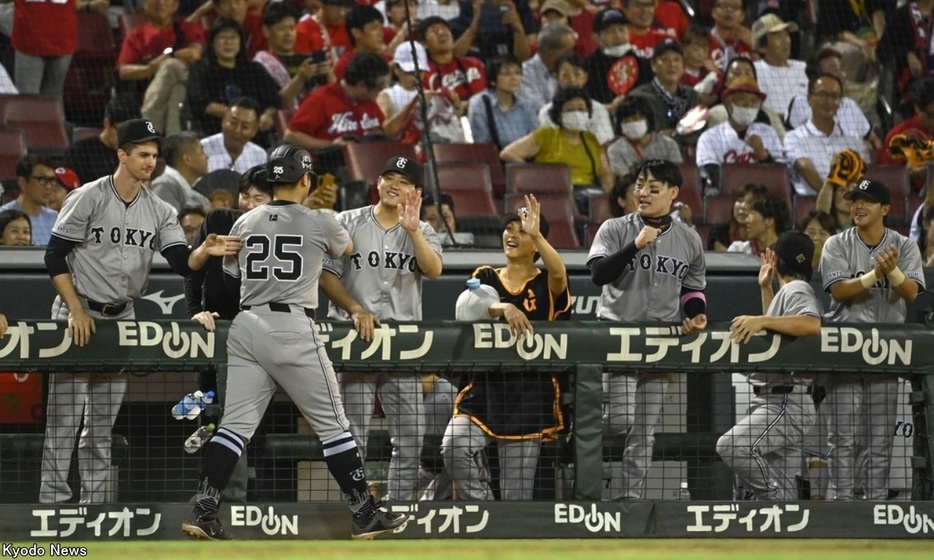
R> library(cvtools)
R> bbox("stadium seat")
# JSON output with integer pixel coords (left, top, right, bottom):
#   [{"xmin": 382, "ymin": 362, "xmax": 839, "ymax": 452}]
[
  {"xmin": 432, "ymin": 142, "xmax": 506, "ymax": 198},
  {"xmin": 0, "ymin": 96, "xmax": 70, "ymax": 155},
  {"xmin": 704, "ymin": 195, "xmax": 734, "ymax": 226},
  {"xmin": 65, "ymin": 12, "xmax": 117, "ymax": 127},
  {"xmin": 720, "ymin": 164, "xmax": 792, "ymax": 208},
  {"xmin": 794, "ymin": 195, "xmax": 817, "ymax": 226},
  {"xmin": 504, "ymin": 192, "xmax": 580, "ymax": 249},
  {"xmin": 863, "ymin": 164, "xmax": 909, "ymax": 223},
  {"xmin": 504, "ymin": 163, "xmax": 588, "ymax": 225},
  {"xmin": 0, "ymin": 127, "xmax": 26, "ymax": 184},
  {"xmin": 431, "ymin": 163, "xmax": 498, "ymax": 219},
  {"xmin": 676, "ymin": 163, "xmax": 703, "ymax": 222}
]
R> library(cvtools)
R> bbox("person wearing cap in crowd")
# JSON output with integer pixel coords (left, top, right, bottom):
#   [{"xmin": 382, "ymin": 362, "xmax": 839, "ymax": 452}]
[
  {"xmin": 419, "ymin": 16, "xmax": 488, "ymax": 115},
  {"xmin": 721, "ymin": 230, "xmax": 823, "ymax": 500},
  {"xmin": 65, "ymin": 94, "xmax": 141, "ymax": 185},
  {"xmin": 751, "ymin": 13, "xmax": 806, "ymax": 121},
  {"xmin": 819, "ymin": 178, "xmax": 926, "ymax": 501},
  {"xmin": 584, "ymin": 7, "xmax": 652, "ymax": 109},
  {"xmin": 152, "ymin": 132, "xmax": 211, "ymax": 212},
  {"xmin": 285, "ymin": 52, "xmax": 401, "ymax": 150},
  {"xmin": 519, "ymin": 23, "xmax": 577, "ymax": 112},
  {"xmin": 40, "ymin": 118, "xmax": 239, "ymax": 505},
  {"xmin": 0, "ymin": 154, "xmax": 60, "ymax": 246},
  {"xmin": 443, "ymin": 195, "xmax": 570, "ymax": 501},
  {"xmin": 181, "ymin": 144, "xmax": 409, "ymax": 540},
  {"xmin": 468, "ymin": 55, "xmax": 540, "ymax": 150},
  {"xmin": 296, "ymin": 0, "xmax": 354, "ymax": 59},
  {"xmin": 784, "ymin": 73, "xmax": 870, "ymax": 196},
  {"xmin": 377, "ymin": 41, "xmax": 432, "ymax": 143},
  {"xmin": 629, "ymin": 38, "xmax": 703, "ymax": 146},
  {"xmin": 322, "ymin": 155, "xmax": 443, "ymax": 503},
  {"xmin": 49, "ymin": 167, "xmax": 81, "ymax": 213},
  {"xmin": 696, "ymin": 74, "xmax": 783, "ymax": 190},
  {"xmin": 253, "ymin": 1, "xmax": 332, "ymax": 117},
  {"xmin": 621, "ymin": 0, "xmax": 677, "ymax": 59}
]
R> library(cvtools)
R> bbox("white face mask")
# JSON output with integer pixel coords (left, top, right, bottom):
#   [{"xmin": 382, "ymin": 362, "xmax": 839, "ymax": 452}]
[
  {"xmin": 603, "ymin": 44, "xmax": 632, "ymax": 58},
  {"xmin": 730, "ymin": 105, "xmax": 759, "ymax": 127},
  {"xmin": 561, "ymin": 111, "xmax": 589, "ymax": 132},
  {"xmin": 620, "ymin": 120, "xmax": 648, "ymax": 140}
]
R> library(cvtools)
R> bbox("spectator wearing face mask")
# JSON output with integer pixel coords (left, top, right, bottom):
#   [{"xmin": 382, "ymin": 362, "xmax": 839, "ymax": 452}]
[
  {"xmin": 606, "ymin": 95, "xmax": 682, "ymax": 177},
  {"xmin": 537, "ymin": 53, "xmax": 615, "ymax": 145},
  {"xmin": 501, "ymin": 86, "xmax": 614, "ymax": 211},
  {"xmin": 697, "ymin": 75, "xmax": 783, "ymax": 192}
]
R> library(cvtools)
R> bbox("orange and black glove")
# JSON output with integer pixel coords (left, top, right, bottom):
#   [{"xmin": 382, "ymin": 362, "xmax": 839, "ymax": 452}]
[{"xmin": 827, "ymin": 148, "xmax": 867, "ymax": 187}]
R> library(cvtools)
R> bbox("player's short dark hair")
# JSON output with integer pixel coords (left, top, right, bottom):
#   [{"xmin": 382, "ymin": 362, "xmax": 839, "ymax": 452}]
[
  {"xmin": 614, "ymin": 96, "xmax": 655, "ymax": 135},
  {"xmin": 487, "ymin": 55, "xmax": 521, "ymax": 90},
  {"xmin": 262, "ymin": 0, "xmax": 300, "ymax": 27},
  {"xmin": 208, "ymin": 18, "xmax": 247, "ymax": 66},
  {"xmin": 549, "ymin": 86, "xmax": 592, "ymax": 126},
  {"xmin": 749, "ymin": 191, "xmax": 790, "ymax": 234},
  {"xmin": 636, "ymin": 159, "xmax": 682, "ymax": 189},
  {"xmin": 806, "ymin": 47, "xmax": 843, "ymax": 81},
  {"xmin": 609, "ymin": 172, "xmax": 638, "ymax": 218},
  {"xmin": 0, "ymin": 209, "xmax": 30, "ymax": 243},
  {"xmin": 345, "ymin": 5, "xmax": 384, "ymax": 46},
  {"xmin": 104, "ymin": 94, "xmax": 141, "ymax": 126},
  {"xmin": 239, "ymin": 164, "xmax": 273, "ymax": 196},
  {"xmin": 177, "ymin": 206, "xmax": 207, "ymax": 222},
  {"xmin": 913, "ymin": 77, "xmax": 934, "ymax": 111},
  {"xmin": 162, "ymin": 132, "xmax": 202, "ymax": 168},
  {"xmin": 345, "ymin": 51, "xmax": 391, "ymax": 88},
  {"xmin": 808, "ymin": 72, "xmax": 843, "ymax": 95},
  {"xmin": 15, "ymin": 153, "xmax": 56, "ymax": 180}
]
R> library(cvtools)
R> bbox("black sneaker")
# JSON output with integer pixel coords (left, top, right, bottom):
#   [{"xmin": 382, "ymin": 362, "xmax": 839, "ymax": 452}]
[
  {"xmin": 351, "ymin": 506, "xmax": 409, "ymax": 540},
  {"xmin": 181, "ymin": 510, "xmax": 232, "ymax": 540}
]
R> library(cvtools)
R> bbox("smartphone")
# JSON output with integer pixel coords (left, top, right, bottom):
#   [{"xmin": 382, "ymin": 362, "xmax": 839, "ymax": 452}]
[{"xmin": 309, "ymin": 50, "xmax": 328, "ymax": 63}]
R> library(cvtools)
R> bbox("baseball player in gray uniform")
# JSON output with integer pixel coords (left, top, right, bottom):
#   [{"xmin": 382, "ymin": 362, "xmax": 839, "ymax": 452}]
[
  {"xmin": 322, "ymin": 156, "xmax": 443, "ymax": 503},
  {"xmin": 587, "ymin": 159, "xmax": 707, "ymax": 500},
  {"xmin": 182, "ymin": 145, "xmax": 408, "ymax": 540},
  {"xmin": 720, "ymin": 231, "xmax": 823, "ymax": 500},
  {"xmin": 819, "ymin": 178, "xmax": 925, "ymax": 501},
  {"xmin": 40, "ymin": 119, "xmax": 236, "ymax": 504}
]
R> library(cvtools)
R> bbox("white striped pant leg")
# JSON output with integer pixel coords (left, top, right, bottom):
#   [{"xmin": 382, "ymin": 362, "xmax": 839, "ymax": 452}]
[
  {"xmin": 825, "ymin": 379, "xmax": 861, "ymax": 501},
  {"xmin": 861, "ymin": 375, "xmax": 899, "ymax": 500},
  {"xmin": 441, "ymin": 415, "xmax": 494, "ymax": 500},
  {"xmin": 379, "ymin": 373, "xmax": 425, "ymax": 502},
  {"xmin": 78, "ymin": 373, "xmax": 128, "ymax": 504},
  {"xmin": 39, "ymin": 373, "xmax": 89, "ymax": 504},
  {"xmin": 621, "ymin": 377, "xmax": 669, "ymax": 500},
  {"xmin": 498, "ymin": 438, "xmax": 541, "ymax": 501}
]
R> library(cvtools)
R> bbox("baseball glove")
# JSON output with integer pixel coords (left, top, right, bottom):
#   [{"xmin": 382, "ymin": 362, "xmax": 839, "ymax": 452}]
[
  {"xmin": 888, "ymin": 134, "xmax": 934, "ymax": 168},
  {"xmin": 826, "ymin": 148, "xmax": 867, "ymax": 187}
]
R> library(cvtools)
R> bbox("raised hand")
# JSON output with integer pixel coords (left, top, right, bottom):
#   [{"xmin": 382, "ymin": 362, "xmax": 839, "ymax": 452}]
[
  {"xmin": 520, "ymin": 194, "xmax": 542, "ymax": 238},
  {"xmin": 874, "ymin": 246, "xmax": 899, "ymax": 275},
  {"xmin": 399, "ymin": 188, "xmax": 423, "ymax": 232},
  {"xmin": 758, "ymin": 249, "xmax": 777, "ymax": 288}
]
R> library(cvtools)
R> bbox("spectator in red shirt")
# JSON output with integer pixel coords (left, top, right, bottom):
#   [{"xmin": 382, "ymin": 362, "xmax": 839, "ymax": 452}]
[
  {"xmin": 879, "ymin": 77, "xmax": 934, "ymax": 188},
  {"xmin": 187, "ymin": 0, "xmax": 269, "ymax": 59},
  {"xmin": 117, "ymin": 0, "xmax": 206, "ymax": 135},
  {"xmin": 418, "ymin": 16, "xmax": 488, "ymax": 115},
  {"xmin": 621, "ymin": 0, "xmax": 676, "ymax": 59},
  {"xmin": 708, "ymin": 0, "xmax": 754, "ymax": 72},
  {"xmin": 332, "ymin": 5, "xmax": 390, "ymax": 80},
  {"xmin": 286, "ymin": 52, "xmax": 411, "ymax": 149},
  {"xmin": 297, "ymin": 0, "xmax": 354, "ymax": 59},
  {"xmin": 654, "ymin": 0, "xmax": 689, "ymax": 38},
  {"xmin": 564, "ymin": 0, "xmax": 599, "ymax": 57}
]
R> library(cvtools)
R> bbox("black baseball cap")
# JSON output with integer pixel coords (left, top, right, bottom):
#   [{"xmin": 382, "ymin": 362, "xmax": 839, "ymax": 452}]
[
  {"xmin": 267, "ymin": 144, "xmax": 315, "ymax": 184},
  {"xmin": 843, "ymin": 178, "xmax": 891, "ymax": 205},
  {"xmin": 502, "ymin": 207, "xmax": 550, "ymax": 238},
  {"xmin": 117, "ymin": 118, "xmax": 164, "ymax": 148},
  {"xmin": 771, "ymin": 230, "xmax": 814, "ymax": 281},
  {"xmin": 653, "ymin": 38, "xmax": 684, "ymax": 60},
  {"xmin": 593, "ymin": 8, "xmax": 628, "ymax": 33},
  {"xmin": 380, "ymin": 156, "xmax": 423, "ymax": 186}
]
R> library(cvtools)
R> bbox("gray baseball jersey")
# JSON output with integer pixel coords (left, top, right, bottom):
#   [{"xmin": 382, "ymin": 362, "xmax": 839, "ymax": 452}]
[
  {"xmin": 50, "ymin": 175, "xmax": 187, "ymax": 305},
  {"xmin": 223, "ymin": 201, "xmax": 350, "ymax": 309},
  {"xmin": 587, "ymin": 214, "xmax": 707, "ymax": 321},
  {"xmin": 323, "ymin": 205, "xmax": 442, "ymax": 321},
  {"xmin": 747, "ymin": 279, "xmax": 823, "ymax": 386},
  {"xmin": 820, "ymin": 227, "xmax": 926, "ymax": 323}
]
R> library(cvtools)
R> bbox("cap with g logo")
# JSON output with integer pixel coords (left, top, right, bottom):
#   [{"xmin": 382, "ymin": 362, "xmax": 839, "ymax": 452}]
[
  {"xmin": 117, "ymin": 118, "xmax": 164, "ymax": 148},
  {"xmin": 267, "ymin": 144, "xmax": 315, "ymax": 184},
  {"xmin": 770, "ymin": 230, "xmax": 814, "ymax": 280},
  {"xmin": 379, "ymin": 156, "xmax": 423, "ymax": 186},
  {"xmin": 843, "ymin": 178, "xmax": 890, "ymax": 205}
]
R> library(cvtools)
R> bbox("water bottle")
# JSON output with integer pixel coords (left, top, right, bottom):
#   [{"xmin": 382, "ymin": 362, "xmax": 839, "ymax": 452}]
[
  {"xmin": 184, "ymin": 423, "xmax": 216, "ymax": 454},
  {"xmin": 171, "ymin": 390, "xmax": 216, "ymax": 420},
  {"xmin": 678, "ymin": 481, "xmax": 691, "ymax": 501},
  {"xmin": 455, "ymin": 278, "xmax": 499, "ymax": 321}
]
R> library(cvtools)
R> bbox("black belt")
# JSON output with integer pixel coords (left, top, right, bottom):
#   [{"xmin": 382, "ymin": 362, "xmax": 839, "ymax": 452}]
[
  {"xmin": 86, "ymin": 299, "xmax": 128, "ymax": 317},
  {"xmin": 242, "ymin": 303, "xmax": 315, "ymax": 320},
  {"xmin": 753, "ymin": 385, "xmax": 812, "ymax": 396}
]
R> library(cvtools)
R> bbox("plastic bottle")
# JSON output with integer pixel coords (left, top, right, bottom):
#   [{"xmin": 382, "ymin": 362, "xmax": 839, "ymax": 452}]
[
  {"xmin": 171, "ymin": 390, "xmax": 216, "ymax": 420},
  {"xmin": 678, "ymin": 481, "xmax": 691, "ymax": 500},
  {"xmin": 184, "ymin": 423, "xmax": 216, "ymax": 454},
  {"xmin": 455, "ymin": 279, "xmax": 499, "ymax": 321}
]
